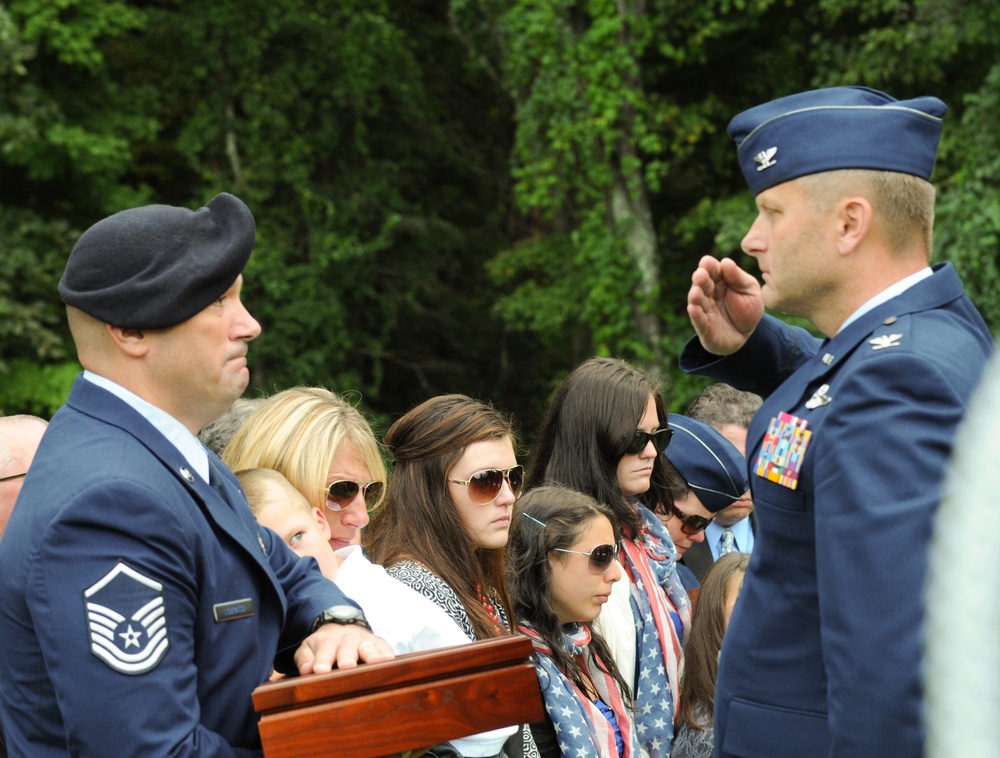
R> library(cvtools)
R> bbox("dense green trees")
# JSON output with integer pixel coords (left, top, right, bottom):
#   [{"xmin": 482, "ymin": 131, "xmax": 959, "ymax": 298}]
[{"xmin": 2, "ymin": 0, "xmax": 998, "ymax": 438}]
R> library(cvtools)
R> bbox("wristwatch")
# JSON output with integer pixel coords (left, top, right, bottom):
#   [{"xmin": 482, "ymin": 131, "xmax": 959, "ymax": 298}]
[{"xmin": 310, "ymin": 604, "xmax": 371, "ymax": 634}]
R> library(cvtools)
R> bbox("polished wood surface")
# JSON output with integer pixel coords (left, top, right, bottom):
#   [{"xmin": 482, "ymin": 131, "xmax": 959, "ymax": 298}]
[{"xmin": 253, "ymin": 635, "xmax": 544, "ymax": 757}]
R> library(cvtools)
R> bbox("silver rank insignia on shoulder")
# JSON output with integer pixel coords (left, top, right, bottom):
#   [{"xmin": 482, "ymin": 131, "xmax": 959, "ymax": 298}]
[
  {"xmin": 822, "ymin": 353, "xmax": 834, "ymax": 365},
  {"xmin": 869, "ymin": 333, "xmax": 903, "ymax": 351},
  {"xmin": 755, "ymin": 146, "xmax": 777, "ymax": 171},
  {"xmin": 805, "ymin": 383, "xmax": 832, "ymax": 409}
]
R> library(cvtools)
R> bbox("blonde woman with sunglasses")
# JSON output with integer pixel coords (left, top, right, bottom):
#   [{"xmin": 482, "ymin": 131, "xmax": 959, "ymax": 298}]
[
  {"xmin": 509, "ymin": 486, "xmax": 638, "ymax": 758},
  {"xmin": 223, "ymin": 386, "xmax": 385, "ymax": 551},
  {"xmin": 367, "ymin": 394, "xmax": 538, "ymax": 758}
]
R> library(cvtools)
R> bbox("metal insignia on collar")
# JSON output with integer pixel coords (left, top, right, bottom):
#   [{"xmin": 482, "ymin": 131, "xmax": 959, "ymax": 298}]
[
  {"xmin": 258, "ymin": 533, "xmax": 267, "ymax": 555},
  {"xmin": 869, "ymin": 333, "xmax": 903, "ymax": 351},
  {"xmin": 805, "ymin": 383, "xmax": 832, "ymax": 410},
  {"xmin": 822, "ymin": 353, "xmax": 834, "ymax": 365},
  {"xmin": 754, "ymin": 146, "xmax": 777, "ymax": 171},
  {"xmin": 179, "ymin": 466, "xmax": 195, "ymax": 483}
]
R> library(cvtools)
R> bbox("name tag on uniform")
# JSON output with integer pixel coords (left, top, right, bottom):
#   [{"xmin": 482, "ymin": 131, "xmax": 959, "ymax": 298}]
[
  {"xmin": 213, "ymin": 598, "xmax": 255, "ymax": 622},
  {"xmin": 755, "ymin": 411, "xmax": 812, "ymax": 490}
]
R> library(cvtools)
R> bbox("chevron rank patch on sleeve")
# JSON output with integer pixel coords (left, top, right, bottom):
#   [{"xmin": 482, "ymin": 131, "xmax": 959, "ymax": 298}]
[{"xmin": 84, "ymin": 562, "xmax": 170, "ymax": 675}]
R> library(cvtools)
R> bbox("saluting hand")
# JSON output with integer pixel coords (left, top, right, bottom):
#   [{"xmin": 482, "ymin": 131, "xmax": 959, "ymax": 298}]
[
  {"xmin": 294, "ymin": 625, "xmax": 395, "ymax": 675},
  {"xmin": 687, "ymin": 255, "xmax": 764, "ymax": 356}
]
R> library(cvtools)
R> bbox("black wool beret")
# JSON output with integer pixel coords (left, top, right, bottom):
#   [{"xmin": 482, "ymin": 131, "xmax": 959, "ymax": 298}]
[{"xmin": 58, "ymin": 193, "xmax": 256, "ymax": 329}]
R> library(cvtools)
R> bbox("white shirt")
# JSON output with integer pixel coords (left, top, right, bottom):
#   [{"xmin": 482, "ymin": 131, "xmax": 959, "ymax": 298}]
[
  {"xmin": 838, "ymin": 267, "xmax": 933, "ymax": 333},
  {"xmin": 332, "ymin": 545, "xmax": 471, "ymax": 654},
  {"xmin": 332, "ymin": 546, "xmax": 516, "ymax": 756},
  {"xmin": 593, "ymin": 565, "xmax": 637, "ymax": 690}
]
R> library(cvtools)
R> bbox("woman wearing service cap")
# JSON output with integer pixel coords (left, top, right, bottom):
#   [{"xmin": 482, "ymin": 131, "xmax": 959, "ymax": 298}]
[
  {"xmin": 0, "ymin": 194, "xmax": 393, "ymax": 756},
  {"xmin": 681, "ymin": 86, "xmax": 993, "ymax": 757}
]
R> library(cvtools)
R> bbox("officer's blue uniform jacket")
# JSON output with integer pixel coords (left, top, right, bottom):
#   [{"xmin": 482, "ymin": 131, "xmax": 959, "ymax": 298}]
[
  {"xmin": 0, "ymin": 377, "xmax": 356, "ymax": 756},
  {"xmin": 680, "ymin": 263, "xmax": 994, "ymax": 757}
]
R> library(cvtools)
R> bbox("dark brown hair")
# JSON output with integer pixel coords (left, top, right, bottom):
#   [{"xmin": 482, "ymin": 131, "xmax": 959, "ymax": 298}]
[
  {"xmin": 527, "ymin": 357, "xmax": 668, "ymax": 539},
  {"xmin": 509, "ymin": 485, "xmax": 632, "ymax": 708},
  {"xmin": 366, "ymin": 394, "xmax": 518, "ymax": 640}
]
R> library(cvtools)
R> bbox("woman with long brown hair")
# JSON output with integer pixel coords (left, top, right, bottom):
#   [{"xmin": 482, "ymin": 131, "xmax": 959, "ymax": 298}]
[{"xmin": 366, "ymin": 393, "xmax": 537, "ymax": 757}]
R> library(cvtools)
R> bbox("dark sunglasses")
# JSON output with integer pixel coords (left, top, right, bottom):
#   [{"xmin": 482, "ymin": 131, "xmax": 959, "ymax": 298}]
[
  {"xmin": 669, "ymin": 503, "xmax": 714, "ymax": 536},
  {"xmin": 325, "ymin": 480, "xmax": 384, "ymax": 512},
  {"xmin": 624, "ymin": 428, "xmax": 672, "ymax": 456},
  {"xmin": 553, "ymin": 543, "xmax": 619, "ymax": 574},
  {"xmin": 448, "ymin": 465, "xmax": 525, "ymax": 505}
]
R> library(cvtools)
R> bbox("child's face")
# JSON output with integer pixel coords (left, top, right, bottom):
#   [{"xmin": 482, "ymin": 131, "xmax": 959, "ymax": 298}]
[{"xmin": 257, "ymin": 496, "xmax": 340, "ymax": 581}]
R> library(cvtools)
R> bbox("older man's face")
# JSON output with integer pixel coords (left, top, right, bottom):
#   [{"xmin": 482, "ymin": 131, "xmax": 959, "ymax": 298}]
[{"xmin": 0, "ymin": 420, "xmax": 48, "ymax": 538}]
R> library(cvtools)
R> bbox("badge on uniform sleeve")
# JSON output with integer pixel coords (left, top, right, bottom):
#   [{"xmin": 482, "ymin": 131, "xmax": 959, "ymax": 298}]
[
  {"xmin": 755, "ymin": 411, "xmax": 812, "ymax": 490},
  {"xmin": 84, "ymin": 562, "xmax": 170, "ymax": 676}
]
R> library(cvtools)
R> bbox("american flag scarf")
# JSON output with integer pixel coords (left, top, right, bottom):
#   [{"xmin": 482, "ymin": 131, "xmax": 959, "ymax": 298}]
[
  {"xmin": 521, "ymin": 623, "xmax": 638, "ymax": 758},
  {"xmin": 618, "ymin": 505, "xmax": 692, "ymax": 757}
]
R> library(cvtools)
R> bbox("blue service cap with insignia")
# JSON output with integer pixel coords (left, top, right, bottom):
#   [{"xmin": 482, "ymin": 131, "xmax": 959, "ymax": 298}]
[
  {"xmin": 665, "ymin": 414, "xmax": 749, "ymax": 513},
  {"xmin": 728, "ymin": 86, "xmax": 947, "ymax": 196},
  {"xmin": 59, "ymin": 193, "xmax": 255, "ymax": 329}
]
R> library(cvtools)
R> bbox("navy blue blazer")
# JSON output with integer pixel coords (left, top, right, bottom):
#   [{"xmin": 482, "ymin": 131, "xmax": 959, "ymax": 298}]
[
  {"xmin": 0, "ymin": 377, "xmax": 354, "ymax": 756},
  {"xmin": 681, "ymin": 263, "xmax": 993, "ymax": 757}
]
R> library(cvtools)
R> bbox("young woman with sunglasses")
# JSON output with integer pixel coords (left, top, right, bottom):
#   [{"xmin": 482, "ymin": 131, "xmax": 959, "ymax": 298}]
[
  {"xmin": 509, "ymin": 486, "xmax": 639, "ymax": 758},
  {"xmin": 366, "ymin": 394, "xmax": 537, "ymax": 758},
  {"xmin": 526, "ymin": 357, "xmax": 689, "ymax": 758}
]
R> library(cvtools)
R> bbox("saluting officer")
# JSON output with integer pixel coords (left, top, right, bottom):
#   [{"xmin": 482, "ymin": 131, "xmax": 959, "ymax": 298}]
[{"xmin": 681, "ymin": 87, "xmax": 994, "ymax": 757}]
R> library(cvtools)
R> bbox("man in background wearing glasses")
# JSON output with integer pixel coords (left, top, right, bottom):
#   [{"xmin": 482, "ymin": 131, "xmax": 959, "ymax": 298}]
[
  {"xmin": 0, "ymin": 193, "xmax": 393, "ymax": 756},
  {"xmin": 0, "ymin": 414, "xmax": 48, "ymax": 540}
]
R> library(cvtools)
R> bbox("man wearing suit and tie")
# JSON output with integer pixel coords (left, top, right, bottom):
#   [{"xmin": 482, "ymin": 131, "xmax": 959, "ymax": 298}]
[
  {"xmin": 0, "ymin": 194, "xmax": 394, "ymax": 756},
  {"xmin": 681, "ymin": 87, "xmax": 993, "ymax": 757}
]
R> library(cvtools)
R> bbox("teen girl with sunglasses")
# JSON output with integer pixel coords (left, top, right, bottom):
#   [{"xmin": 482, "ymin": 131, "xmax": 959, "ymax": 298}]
[
  {"xmin": 366, "ymin": 394, "xmax": 538, "ymax": 758},
  {"xmin": 509, "ymin": 486, "xmax": 639, "ymax": 758},
  {"xmin": 526, "ymin": 357, "xmax": 690, "ymax": 758}
]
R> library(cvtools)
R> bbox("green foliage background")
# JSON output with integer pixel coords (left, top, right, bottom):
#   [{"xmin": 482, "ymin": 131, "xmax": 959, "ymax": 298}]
[{"xmin": 2, "ymin": 0, "xmax": 998, "ymax": 444}]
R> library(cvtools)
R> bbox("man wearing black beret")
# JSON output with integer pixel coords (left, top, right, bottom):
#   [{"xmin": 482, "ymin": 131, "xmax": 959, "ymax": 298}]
[
  {"xmin": 0, "ymin": 193, "xmax": 394, "ymax": 755},
  {"xmin": 681, "ymin": 87, "xmax": 994, "ymax": 757}
]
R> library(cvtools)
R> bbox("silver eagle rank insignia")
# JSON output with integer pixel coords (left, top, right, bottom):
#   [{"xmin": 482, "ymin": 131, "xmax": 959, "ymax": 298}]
[{"xmin": 869, "ymin": 333, "xmax": 903, "ymax": 351}]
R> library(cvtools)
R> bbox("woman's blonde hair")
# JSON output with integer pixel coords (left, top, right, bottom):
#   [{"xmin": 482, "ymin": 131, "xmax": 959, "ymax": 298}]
[{"xmin": 222, "ymin": 387, "xmax": 386, "ymax": 511}]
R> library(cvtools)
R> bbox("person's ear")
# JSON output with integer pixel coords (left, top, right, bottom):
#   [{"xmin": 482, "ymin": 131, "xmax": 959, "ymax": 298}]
[
  {"xmin": 836, "ymin": 196, "xmax": 872, "ymax": 256},
  {"xmin": 313, "ymin": 507, "xmax": 332, "ymax": 539},
  {"xmin": 106, "ymin": 325, "xmax": 150, "ymax": 357}
]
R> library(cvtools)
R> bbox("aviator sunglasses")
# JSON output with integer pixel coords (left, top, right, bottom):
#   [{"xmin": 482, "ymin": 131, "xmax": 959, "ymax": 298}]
[
  {"xmin": 554, "ymin": 543, "xmax": 620, "ymax": 575},
  {"xmin": 669, "ymin": 503, "xmax": 714, "ymax": 536},
  {"xmin": 325, "ymin": 480, "xmax": 384, "ymax": 512},
  {"xmin": 624, "ymin": 428, "xmax": 673, "ymax": 455},
  {"xmin": 448, "ymin": 465, "xmax": 525, "ymax": 504}
]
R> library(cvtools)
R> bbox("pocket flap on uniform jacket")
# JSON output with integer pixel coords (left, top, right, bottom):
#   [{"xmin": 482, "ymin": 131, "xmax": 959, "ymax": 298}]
[{"xmin": 721, "ymin": 698, "xmax": 829, "ymax": 757}]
